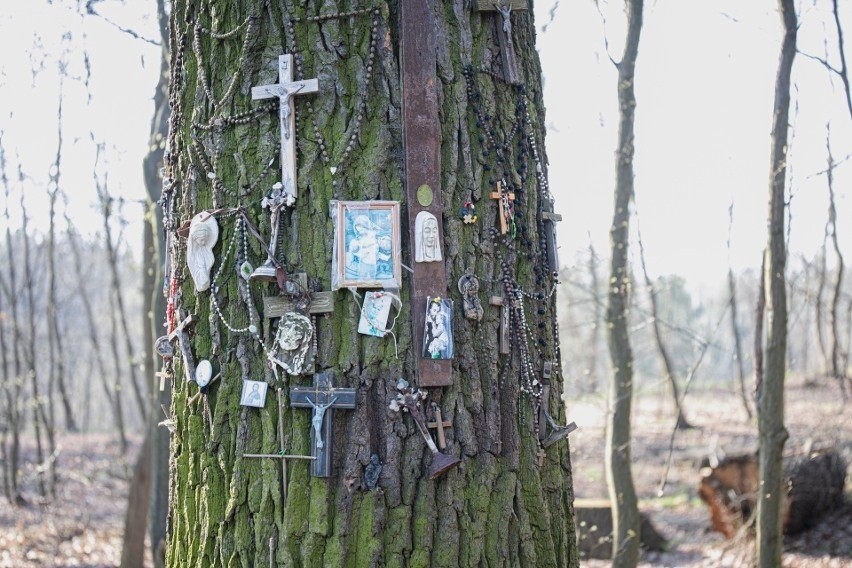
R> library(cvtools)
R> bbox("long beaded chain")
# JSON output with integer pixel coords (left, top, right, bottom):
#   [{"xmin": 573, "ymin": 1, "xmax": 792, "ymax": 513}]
[
  {"xmin": 209, "ymin": 213, "xmax": 259, "ymax": 336},
  {"xmin": 284, "ymin": 7, "xmax": 381, "ymax": 196},
  {"xmin": 192, "ymin": 15, "xmax": 258, "ymax": 111}
]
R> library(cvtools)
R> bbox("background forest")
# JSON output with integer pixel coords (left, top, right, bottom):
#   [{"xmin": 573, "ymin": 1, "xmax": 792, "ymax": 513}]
[{"xmin": 0, "ymin": 0, "xmax": 850, "ymax": 567}]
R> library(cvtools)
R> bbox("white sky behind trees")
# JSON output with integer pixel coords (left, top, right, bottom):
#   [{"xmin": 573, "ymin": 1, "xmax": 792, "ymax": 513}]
[{"xmin": 0, "ymin": 0, "xmax": 850, "ymax": 293}]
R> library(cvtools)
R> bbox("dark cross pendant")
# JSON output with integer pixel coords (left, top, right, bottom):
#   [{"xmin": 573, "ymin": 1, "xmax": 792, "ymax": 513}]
[
  {"xmin": 474, "ymin": 0, "xmax": 528, "ymax": 85},
  {"xmin": 168, "ymin": 313, "xmax": 197, "ymax": 383},
  {"xmin": 489, "ymin": 181, "xmax": 516, "ymax": 235},
  {"xmin": 490, "ymin": 295, "xmax": 511, "ymax": 355},
  {"xmin": 542, "ymin": 211, "xmax": 562, "ymax": 275},
  {"xmin": 289, "ymin": 371, "xmax": 356, "ymax": 477},
  {"xmin": 243, "ymin": 388, "xmax": 314, "ymax": 503}
]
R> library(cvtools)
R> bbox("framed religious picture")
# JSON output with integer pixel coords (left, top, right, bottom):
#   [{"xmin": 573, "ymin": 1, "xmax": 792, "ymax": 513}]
[
  {"xmin": 422, "ymin": 297, "xmax": 454, "ymax": 360},
  {"xmin": 332, "ymin": 201, "xmax": 401, "ymax": 289},
  {"xmin": 240, "ymin": 380, "xmax": 268, "ymax": 408}
]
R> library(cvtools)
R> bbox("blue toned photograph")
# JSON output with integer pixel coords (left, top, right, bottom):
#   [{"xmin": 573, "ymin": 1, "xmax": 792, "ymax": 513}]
[{"xmin": 336, "ymin": 201, "xmax": 401, "ymax": 288}]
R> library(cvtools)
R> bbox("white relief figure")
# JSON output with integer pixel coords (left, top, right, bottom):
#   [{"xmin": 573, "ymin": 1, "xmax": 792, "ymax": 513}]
[
  {"xmin": 274, "ymin": 312, "xmax": 314, "ymax": 375},
  {"xmin": 414, "ymin": 211, "xmax": 442, "ymax": 263},
  {"xmin": 307, "ymin": 396, "xmax": 338, "ymax": 449},
  {"xmin": 186, "ymin": 212, "xmax": 219, "ymax": 292}
]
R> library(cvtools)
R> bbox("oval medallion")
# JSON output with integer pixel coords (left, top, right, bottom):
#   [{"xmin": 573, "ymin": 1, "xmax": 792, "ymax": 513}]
[
  {"xmin": 195, "ymin": 359, "xmax": 213, "ymax": 388},
  {"xmin": 416, "ymin": 184, "xmax": 433, "ymax": 207}
]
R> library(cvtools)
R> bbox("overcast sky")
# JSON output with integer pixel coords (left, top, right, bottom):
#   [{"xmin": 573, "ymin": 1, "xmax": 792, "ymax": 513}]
[{"xmin": 0, "ymin": 0, "xmax": 849, "ymax": 292}]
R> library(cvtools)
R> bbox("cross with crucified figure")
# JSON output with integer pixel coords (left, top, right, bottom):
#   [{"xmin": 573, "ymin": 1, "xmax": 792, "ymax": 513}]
[{"xmin": 252, "ymin": 54, "xmax": 319, "ymax": 200}]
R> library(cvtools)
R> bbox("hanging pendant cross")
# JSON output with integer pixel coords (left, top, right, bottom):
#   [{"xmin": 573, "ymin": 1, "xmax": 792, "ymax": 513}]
[
  {"xmin": 252, "ymin": 54, "xmax": 319, "ymax": 199},
  {"xmin": 489, "ymin": 181, "xmax": 516, "ymax": 235},
  {"xmin": 289, "ymin": 371, "xmax": 356, "ymax": 478}
]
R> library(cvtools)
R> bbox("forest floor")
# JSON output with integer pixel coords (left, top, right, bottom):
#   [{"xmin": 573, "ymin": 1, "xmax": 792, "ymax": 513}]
[
  {"xmin": 570, "ymin": 374, "xmax": 852, "ymax": 567},
  {"xmin": 0, "ymin": 377, "xmax": 849, "ymax": 567}
]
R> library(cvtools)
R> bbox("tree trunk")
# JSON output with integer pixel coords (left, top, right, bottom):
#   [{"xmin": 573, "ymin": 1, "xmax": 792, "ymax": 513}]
[
  {"xmin": 605, "ymin": 1, "xmax": 643, "ymax": 565},
  {"xmin": 585, "ymin": 239, "xmax": 602, "ymax": 394},
  {"xmin": 637, "ymin": 227, "xmax": 692, "ymax": 430},
  {"xmin": 727, "ymin": 203, "xmax": 752, "ymax": 420},
  {"xmin": 824, "ymin": 125, "xmax": 847, "ymax": 401},
  {"xmin": 121, "ymin": 436, "xmax": 153, "ymax": 568},
  {"xmin": 164, "ymin": 1, "xmax": 578, "ymax": 567},
  {"xmin": 757, "ymin": 1, "xmax": 795, "ymax": 565}
]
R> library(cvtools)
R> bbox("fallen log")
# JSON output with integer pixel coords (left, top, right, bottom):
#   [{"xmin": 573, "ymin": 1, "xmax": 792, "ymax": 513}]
[
  {"xmin": 574, "ymin": 498, "xmax": 667, "ymax": 560},
  {"xmin": 698, "ymin": 449, "xmax": 847, "ymax": 538}
]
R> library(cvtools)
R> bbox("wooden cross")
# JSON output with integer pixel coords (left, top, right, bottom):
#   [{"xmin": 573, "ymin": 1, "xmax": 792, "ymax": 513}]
[
  {"xmin": 264, "ymin": 272, "xmax": 335, "ymax": 318},
  {"xmin": 243, "ymin": 388, "xmax": 314, "ymax": 503},
  {"xmin": 426, "ymin": 403, "xmax": 452, "ymax": 449},
  {"xmin": 542, "ymin": 211, "xmax": 562, "ymax": 275},
  {"xmin": 252, "ymin": 54, "xmax": 319, "ymax": 199},
  {"xmin": 168, "ymin": 314, "xmax": 197, "ymax": 383},
  {"xmin": 289, "ymin": 371, "xmax": 356, "ymax": 477},
  {"xmin": 490, "ymin": 295, "xmax": 511, "ymax": 354},
  {"xmin": 474, "ymin": 0, "xmax": 528, "ymax": 85},
  {"xmin": 489, "ymin": 181, "xmax": 516, "ymax": 235}
]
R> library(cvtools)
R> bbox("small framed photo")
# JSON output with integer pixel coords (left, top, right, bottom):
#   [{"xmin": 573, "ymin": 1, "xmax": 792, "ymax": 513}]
[
  {"xmin": 423, "ymin": 297, "xmax": 454, "ymax": 360},
  {"xmin": 240, "ymin": 380, "xmax": 268, "ymax": 408},
  {"xmin": 334, "ymin": 201, "xmax": 401, "ymax": 289}
]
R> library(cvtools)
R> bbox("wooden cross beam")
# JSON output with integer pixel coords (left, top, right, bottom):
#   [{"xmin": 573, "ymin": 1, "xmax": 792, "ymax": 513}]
[
  {"xmin": 474, "ymin": 0, "xmax": 528, "ymax": 85},
  {"xmin": 289, "ymin": 371, "xmax": 356, "ymax": 477},
  {"xmin": 401, "ymin": 0, "xmax": 452, "ymax": 387},
  {"xmin": 426, "ymin": 403, "xmax": 452, "ymax": 449},
  {"xmin": 252, "ymin": 54, "xmax": 318, "ymax": 199},
  {"xmin": 264, "ymin": 273, "xmax": 335, "ymax": 317},
  {"xmin": 489, "ymin": 181, "xmax": 516, "ymax": 235},
  {"xmin": 168, "ymin": 314, "xmax": 197, "ymax": 383},
  {"xmin": 243, "ymin": 389, "xmax": 314, "ymax": 503},
  {"xmin": 490, "ymin": 295, "xmax": 511, "ymax": 354}
]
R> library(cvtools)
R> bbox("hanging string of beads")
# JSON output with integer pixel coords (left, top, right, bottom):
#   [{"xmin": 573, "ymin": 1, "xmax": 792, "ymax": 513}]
[
  {"xmin": 284, "ymin": 6, "xmax": 382, "ymax": 196},
  {"xmin": 192, "ymin": 15, "xmax": 258, "ymax": 110},
  {"xmin": 209, "ymin": 213, "xmax": 259, "ymax": 336}
]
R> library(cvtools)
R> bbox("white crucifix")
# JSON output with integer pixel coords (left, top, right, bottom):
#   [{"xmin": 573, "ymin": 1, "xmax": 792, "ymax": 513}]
[{"xmin": 252, "ymin": 54, "xmax": 319, "ymax": 199}]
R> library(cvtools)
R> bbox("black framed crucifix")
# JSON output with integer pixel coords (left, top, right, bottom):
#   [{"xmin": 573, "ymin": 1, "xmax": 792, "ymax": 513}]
[{"xmin": 289, "ymin": 371, "xmax": 356, "ymax": 478}]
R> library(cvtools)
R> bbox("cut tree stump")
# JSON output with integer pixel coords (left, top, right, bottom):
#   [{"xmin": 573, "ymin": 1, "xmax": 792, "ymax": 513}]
[
  {"xmin": 574, "ymin": 498, "xmax": 667, "ymax": 560},
  {"xmin": 698, "ymin": 449, "xmax": 847, "ymax": 538}
]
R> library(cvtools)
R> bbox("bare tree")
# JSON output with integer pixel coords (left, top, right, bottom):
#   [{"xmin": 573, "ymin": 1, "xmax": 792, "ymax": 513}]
[
  {"xmin": 585, "ymin": 237, "xmax": 603, "ymax": 393},
  {"xmin": 605, "ymin": 0, "xmax": 643, "ymax": 564},
  {"xmin": 824, "ymin": 124, "xmax": 847, "ymax": 400},
  {"xmin": 727, "ymin": 203, "xmax": 753, "ymax": 420},
  {"xmin": 757, "ymin": 0, "xmax": 795, "ymax": 565}
]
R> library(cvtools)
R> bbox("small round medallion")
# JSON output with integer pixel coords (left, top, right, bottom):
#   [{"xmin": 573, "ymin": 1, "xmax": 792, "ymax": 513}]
[
  {"xmin": 195, "ymin": 359, "xmax": 213, "ymax": 388},
  {"xmin": 416, "ymin": 184, "xmax": 433, "ymax": 207}
]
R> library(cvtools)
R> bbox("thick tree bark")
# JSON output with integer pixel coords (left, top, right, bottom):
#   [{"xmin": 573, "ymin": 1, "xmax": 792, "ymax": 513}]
[
  {"xmin": 164, "ymin": 1, "xmax": 577, "ymax": 567},
  {"xmin": 757, "ymin": 1, "xmax": 795, "ymax": 565},
  {"xmin": 605, "ymin": 1, "xmax": 643, "ymax": 565}
]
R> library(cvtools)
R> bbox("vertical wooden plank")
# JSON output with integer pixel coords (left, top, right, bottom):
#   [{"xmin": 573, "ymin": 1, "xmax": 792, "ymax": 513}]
[{"xmin": 401, "ymin": 0, "xmax": 452, "ymax": 387}]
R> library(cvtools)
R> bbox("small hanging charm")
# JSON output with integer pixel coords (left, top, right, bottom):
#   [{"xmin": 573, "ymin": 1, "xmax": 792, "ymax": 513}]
[
  {"xmin": 459, "ymin": 201, "xmax": 477, "ymax": 224},
  {"xmin": 457, "ymin": 274, "xmax": 484, "ymax": 322},
  {"xmin": 240, "ymin": 260, "xmax": 253, "ymax": 281},
  {"xmin": 358, "ymin": 291, "xmax": 394, "ymax": 337}
]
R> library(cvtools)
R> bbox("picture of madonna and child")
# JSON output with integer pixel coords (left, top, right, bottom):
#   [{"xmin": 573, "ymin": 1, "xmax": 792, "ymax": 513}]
[
  {"xmin": 343, "ymin": 210, "xmax": 395, "ymax": 284},
  {"xmin": 423, "ymin": 297, "xmax": 453, "ymax": 360}
]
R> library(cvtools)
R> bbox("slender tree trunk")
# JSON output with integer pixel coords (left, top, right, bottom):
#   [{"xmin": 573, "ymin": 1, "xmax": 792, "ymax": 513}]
[
  {"xmin": 164, "ymin": 1, "xmax": 578, "ymax": 566},
  {"xmin": 824, "ymin": 125, "xmax": 847, "ymax": 400},
  {"xmin": 605, "ymin": 1, "xmax": 643, "ymax": 564},
  {"xmin": 637, "ymin": 228, "xmax": 692, "ymax": 429},
  {"xmin": 754, "ymin": 253, "xmax": 766, "ymax": 396},
  {"xmin": 830, "ymin": 0, "xmax": 852, "ymax": 120},
  {"xmin": 815, "ymin": 241, "xmax": 829, "ymax": 375},
  {"xmin": 585, "ymin": 238, "xmax": 602, "ymax": 393},
  {"xmin": 96, "ymin": 177, "xmax": 149, "ymax": 422},
  {"xmin": 66, "ymin": 221, "xmax": 128, "ymax": 453},
  {"xmin": 0, "ymin": 141, "xmax": 23, "ymax": 505},
  {"xmin": 19, "ymin": 191, "xmax": 53, "ymax": 499},
  {"xmin": 727, "ymin": 203, "xmax": 752, "ymax": 420},
  {"xmin": 757, "ymin": 1, "xmax": 795, "ymax": 564}
]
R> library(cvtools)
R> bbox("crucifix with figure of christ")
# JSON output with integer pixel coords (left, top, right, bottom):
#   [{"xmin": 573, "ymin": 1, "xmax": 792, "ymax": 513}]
[
  {"xmin": 252, "ymin": 54, "xmax": 318, "ymax": 200},
  {"xmin": 474, "ymin": 0, "xmax": 528, "ymax": 85},
  {"xmin": 290, "ymin": 371, "xmax": 356, "ymax": 478}
]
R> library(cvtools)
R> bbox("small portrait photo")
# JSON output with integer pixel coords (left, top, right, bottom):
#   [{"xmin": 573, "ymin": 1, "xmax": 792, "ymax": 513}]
[
  {"xmin": 240, "ymin": 380, "xmax": 268, "ymax": 408},
  {"xmin": 423, "ymin": 297, "xmax": 454, "ymax": 360},
  {"xmin": 335, "ymin": 201, "xmax": 401, "ymax": 288}
]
